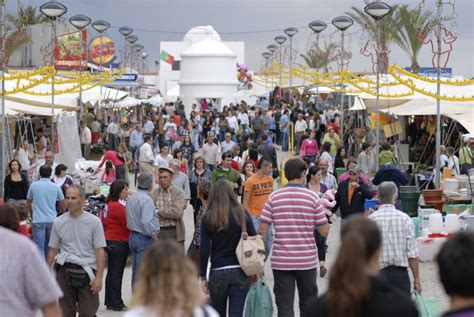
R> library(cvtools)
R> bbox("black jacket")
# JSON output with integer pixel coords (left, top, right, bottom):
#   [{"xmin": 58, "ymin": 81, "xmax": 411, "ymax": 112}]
[
  {"xmin": 258, "ymin": 143, "xmax": 278, "ymax": 168},
  {"xmin": 335, "ymin": 179, "xmax": 373, "ymax": 219},
  {"xmin": 303, "ymin": 277, "xmax": 419, "ymax": 317},
  {"xmin": 373, "ymin": 163, "xmax": 408, "ymax": 190}
]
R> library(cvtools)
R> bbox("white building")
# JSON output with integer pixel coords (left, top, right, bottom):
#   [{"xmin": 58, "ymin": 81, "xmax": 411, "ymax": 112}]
[{"xmin": 159, "ymin": 26, "xmax": 245, "ymax": 112}]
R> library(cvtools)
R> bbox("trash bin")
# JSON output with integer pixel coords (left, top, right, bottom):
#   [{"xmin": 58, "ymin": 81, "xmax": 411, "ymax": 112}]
[{"xmin": 400, "ymin": 191, "xmax": 420, "ymax": 217}]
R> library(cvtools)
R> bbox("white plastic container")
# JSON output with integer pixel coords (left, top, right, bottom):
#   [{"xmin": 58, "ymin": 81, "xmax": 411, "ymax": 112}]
[
  {"xmin": 445, "ymin": 214, "xmax": 460, "ymax": 233},
  {"xmin": 429, "ymin": 214, "xmax": 443, "ymax": 234},
  {"xmin": 417, "ymin": 237, "xmax": 447, "ymax": 262}
]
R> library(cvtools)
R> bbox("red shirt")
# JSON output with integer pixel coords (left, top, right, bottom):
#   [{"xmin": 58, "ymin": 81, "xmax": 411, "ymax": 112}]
[
  {"xmin": 98, "ymin": 151, "xmax": 125, "ymax": 168},
  {"xmin": 231, "ymin": 160, "xmax": 241, "ymax": 172},
  {"xmin": 103, "ymin": 201, "xmax": 130, "ymax": 241}
]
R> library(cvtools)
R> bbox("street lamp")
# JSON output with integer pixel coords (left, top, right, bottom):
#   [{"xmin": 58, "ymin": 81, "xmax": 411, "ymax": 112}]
[
  {"xmin": 69, "ymin": 14, "xmax": 91, "ymax": 123},
  {"xmin": 141, "ymin": 52, "xmax": 148, "ymax": 73},
  {"xmin": 267, "ymin": 44, "xmax": 278, "ymax": 89},
  {"xmin": 119, "ymin": 26, "xmax": 133, "ymax": 69},
  {"xmin": 40, "ymin": 1, "xmax": 67, "ymax": 151},
  {"xmin": 126, "ymin": 35, "xmax": 138, "ymax": 71},
  {"xmin": 308, "ymin": 20, "xmax": 327, "ymax": 109},
  {"xmin": 92, "ymin": 20, "xmax": 109, "ymax": 113},
  {"xmin": 284, "ymin": 27, "xmax": 298, "ymax": 102},
  {"xmin": 274, "ymin": 35, "xmax": 287, "ymax": 90},
  {"xmin": 332, "ymin": 15, "xmax": 353, "ymax": 143},
  {"xmin": 365, "ymin": 2, "xmax": 392, "ymax": 171},
  {"xmin": 262, "ymin": 51, "xmax": 272, "ymax": 91}
]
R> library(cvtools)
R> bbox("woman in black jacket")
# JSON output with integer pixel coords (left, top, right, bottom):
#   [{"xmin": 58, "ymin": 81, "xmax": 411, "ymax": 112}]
[
  {"xmin": 199, "ymin": 179, "xmax": 255, "ymax": 317},
  {"xmin": 303, "ymin": 216, "xmax": 418, "ymax": 317},
  {"xmin": 4, "ymin": 159, "xmax": 29, "ymax": 204}
]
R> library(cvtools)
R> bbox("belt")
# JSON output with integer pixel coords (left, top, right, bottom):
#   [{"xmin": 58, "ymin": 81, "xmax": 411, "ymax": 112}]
[
  {"xmin": 140, "ymin": 161, "xmax": 152, "ymax": 165},
  {"xmin": 160, "ymin": 226, "xmax": 176, "ymax": 229}
]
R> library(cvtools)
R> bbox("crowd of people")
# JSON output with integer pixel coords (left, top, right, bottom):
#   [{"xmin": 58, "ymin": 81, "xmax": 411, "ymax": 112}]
[{"xmin": 0, "ymin": 95, "xmax": 473, "ymax": 317}]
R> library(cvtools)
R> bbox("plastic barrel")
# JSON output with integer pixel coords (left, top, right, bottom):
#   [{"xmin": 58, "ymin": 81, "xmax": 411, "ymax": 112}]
[
  {"xmin": 335, "ymin": 167, "xmax": 346, "ymax": 181},
  {"xmin": 400, "ymin": 191, "xmax": 420, "ymax": 217}
]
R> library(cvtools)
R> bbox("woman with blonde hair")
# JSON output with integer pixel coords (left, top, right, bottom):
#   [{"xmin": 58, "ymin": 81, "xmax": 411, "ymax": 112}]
[{"xmin": 125, "ymin": 240, "xmax": 218, "ymax": 317}]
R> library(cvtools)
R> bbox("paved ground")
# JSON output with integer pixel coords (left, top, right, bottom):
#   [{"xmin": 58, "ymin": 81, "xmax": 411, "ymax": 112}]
[
  {"xmin": 91, "ymin": 149, "xmax": 450, "ymax": 316},
  {"xmin": 96, "ymin": 202, "xmax": 450, "ymax": 317}
]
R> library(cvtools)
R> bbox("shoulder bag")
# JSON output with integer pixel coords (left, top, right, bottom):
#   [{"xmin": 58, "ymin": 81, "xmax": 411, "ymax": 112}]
[{"xmin": 235, "ymin": 209, "xmax": 265, "ymax": 276}]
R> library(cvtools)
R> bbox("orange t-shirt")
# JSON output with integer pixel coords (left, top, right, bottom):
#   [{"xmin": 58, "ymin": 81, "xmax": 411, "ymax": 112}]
[
  {"xmin": 348, "ymin": 185, "xmax": 355, "ymax": 203},
  {"xmin": 244, "ymin": 174, "xmax": 274, "ymax": 216}
]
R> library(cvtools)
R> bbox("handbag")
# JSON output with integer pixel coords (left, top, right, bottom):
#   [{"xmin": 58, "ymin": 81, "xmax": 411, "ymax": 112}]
[
  {"xmin": 65, "ymin": 267, "xmax": 89, "ymax": 289},
  {"xmin": 414, "ymin": 293, "xmax": 440, "ymax": 317},
  {"xmin": 244, "ymin": 277, "xmax": 273, "ymax": 317},
  {"xmin": 235, "ymin": 209, "xmax": 265, "ymax": 276}
]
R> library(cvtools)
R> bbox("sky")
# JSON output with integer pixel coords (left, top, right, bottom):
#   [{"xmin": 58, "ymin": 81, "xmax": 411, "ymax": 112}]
[{"xmin": 7, "ymin": 0, "xmax": 474, "ymax": 77}]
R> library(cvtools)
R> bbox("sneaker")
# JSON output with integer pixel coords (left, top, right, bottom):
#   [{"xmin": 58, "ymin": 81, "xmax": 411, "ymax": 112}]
[{"xmin": 320, "ymin": 266, "xmax": 327, "ymax": 278}]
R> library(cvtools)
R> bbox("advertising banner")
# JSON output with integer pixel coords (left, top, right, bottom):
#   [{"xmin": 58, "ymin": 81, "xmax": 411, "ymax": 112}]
[
  {"xmin": 89, "ymin": 36, "xmax": 116, "ymax": 66},
  {"xmin": 54, "ymin": 30, "xmax": 87, "ymax": 69}
]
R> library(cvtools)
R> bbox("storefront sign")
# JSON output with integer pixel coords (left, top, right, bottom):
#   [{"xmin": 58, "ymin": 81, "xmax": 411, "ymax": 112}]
[
  {"xmin": 54, "ymin": 30, "xmax": 87, "ymax": 69},
  {"xmin": 89, "ymin": 36, "xmax": 116, "ymax": 65},
  {"xmin": 114, "ymin": 73, "xmax": 138, "ymax": 82}
]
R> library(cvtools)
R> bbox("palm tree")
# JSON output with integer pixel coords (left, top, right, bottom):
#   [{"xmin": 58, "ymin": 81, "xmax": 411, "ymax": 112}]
[
  {"xmin": 346, "ymin": 1, "xmax": 398, "ymax": 73},
  {"xmin": 300, "ymin": 41, "xmax": 338, "ymax": 73},
  {"xmin": 4, "ymin": 2, "xmax": 47, "ymax": 66},
  {"xmin": 388, "ymin": 5, "xmax": 436, "ymax": 73}
]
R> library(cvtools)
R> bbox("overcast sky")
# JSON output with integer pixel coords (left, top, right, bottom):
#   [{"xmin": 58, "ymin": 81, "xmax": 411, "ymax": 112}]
[{"xmin": 9, "ymin": 0, "xmax": 474, "ymax": 77}]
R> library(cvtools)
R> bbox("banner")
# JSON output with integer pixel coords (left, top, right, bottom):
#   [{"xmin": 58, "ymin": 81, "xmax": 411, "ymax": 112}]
[
  {"xmin": 89, "ymin": 36, "xmax": 116, "ymax": 66},
  {"xmin": 54, "ymin": 30, "xmax": 87, "ymax": 69}
]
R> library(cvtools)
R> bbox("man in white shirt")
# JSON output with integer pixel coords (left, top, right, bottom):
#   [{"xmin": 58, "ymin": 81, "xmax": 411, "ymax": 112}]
[
  {"xmin": 80, "ymin": 121, "xmax": 92, "ymax": 160},
  {"xmin": 358, "ymin": 142, "xmax": 372, "ymax": 176},
  {"xmin": 139, "ymin": 135, "xmax": 155, "ymax": 175},
  {"xmin": 107, "ymin": 120, "xmax": 119, "ymax": 151},
  {"xmin": 36, "ymin": 128, "xmax": 48, "ymax": 158},
  {"xmin": 143, "ymin": 117, "xmax": 155, "ymax": 135},
  {"xmin": 220, "ymin": 132, "xmax": 236, "ymax": 154},
  {"xmin": 294, "ymin": 113, "xmax": 308, "ymax": 152},
  {"xmin": 201, "ymin": 132, "xmax": 220, "ymax": 172},
  {"xmin": 369, "ymin": 181, "xmax": 421, "ymax": 296}
]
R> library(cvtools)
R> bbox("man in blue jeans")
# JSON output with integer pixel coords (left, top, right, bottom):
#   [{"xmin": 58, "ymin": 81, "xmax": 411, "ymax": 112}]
[
  {"xmin": 26, "ymin": 165, "xmax": 65, "ymax": 259},
  {"xmin": 126, "ymin": 173, "xmax": 160, "ymax": 287}
]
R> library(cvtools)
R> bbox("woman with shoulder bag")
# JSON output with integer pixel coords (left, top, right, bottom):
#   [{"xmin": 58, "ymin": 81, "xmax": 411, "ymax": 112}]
[{"xmin": 200, "ymin": 179, "xmax": 256, "ymax": 317}]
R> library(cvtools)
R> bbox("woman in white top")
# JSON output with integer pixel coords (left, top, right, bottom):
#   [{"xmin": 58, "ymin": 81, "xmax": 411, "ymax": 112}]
[
  {"xmin": 446, "ymin": 146, "xmax": 460, "ymax": 175},
  {"xmin": 125, "ymin": 240, "xmax": 218, "ymax": 317},
  {"xmin": 226, "ymin": 110, "xmax": 239, "ymax": 135}
]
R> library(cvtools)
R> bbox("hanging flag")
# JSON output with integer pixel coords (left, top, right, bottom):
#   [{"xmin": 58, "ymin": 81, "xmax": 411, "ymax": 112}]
[{"xmin": 160, "ymin": 50, "xmax": 175, "ymax": 65}]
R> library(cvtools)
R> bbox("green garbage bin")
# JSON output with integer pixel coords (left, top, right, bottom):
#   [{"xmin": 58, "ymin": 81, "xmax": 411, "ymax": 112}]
[
  {"xmin": 335, "ymin": 167, "xmax": 346, "ymax": 182},
  {"xmin": 400, "ymin": 191, "xmax": 420, "ymax": 217}
]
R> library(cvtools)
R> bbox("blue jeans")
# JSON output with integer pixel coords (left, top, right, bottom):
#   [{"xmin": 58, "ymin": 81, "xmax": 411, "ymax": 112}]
[
  {"xmin": 252, "ymin": 216, "xmax": 273, "ymax": 259},
  {"xmin": 281, "ymin": 131, "xmax": 288, "ymax": 151},
  {"xmin": 33, "ymin": 222, "xmax": 53, "ymax": 259},
  {"xmin": 209, "ymin": 268, "xmax": 251, "ymax": 317},
  {"xmin": 128, "ymin": 232, "xmax": 155, "ymax": 287}
]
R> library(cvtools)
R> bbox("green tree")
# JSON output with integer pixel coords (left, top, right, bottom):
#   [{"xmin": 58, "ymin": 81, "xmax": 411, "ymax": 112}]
[
  {"xmin": 346, "ymin": 1, "xmax": 398, "ymax": 73},
  {"xmin": 4, "ymin": 2, "xmax": 47, "ymax": 66},
  {"xmin": 388, "ymin": 5, "xmax": 436, "ymax": 73},
  {"xmin": 300, "ymin": 41, "xmax": 338, "ymax": 73}
]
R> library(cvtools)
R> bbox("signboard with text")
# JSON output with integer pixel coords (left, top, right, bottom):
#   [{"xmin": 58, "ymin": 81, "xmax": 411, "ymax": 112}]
[
  {"xmin": 89, "ymin": 36, "xmax": 116, "ymax": 66},
  {"xmin": 54, "ymin": 30, "xmax": 87, "ymax": 69}
]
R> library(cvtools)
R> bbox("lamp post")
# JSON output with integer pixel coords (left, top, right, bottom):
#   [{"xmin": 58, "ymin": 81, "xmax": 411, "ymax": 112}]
[
  {"xmin": 284, "ymin": 27, "xmax": 298, "ymax": 102},
  {"xmin": 267, "ymin": 44, "xmax": 278, "ymax": 90},
  {"xmin": 126, "ymin": 34, "xmax": 138, "ymax": 71},
  {"xmin": 118, "ymin": 26, "xmax": 133, "ymax": 69},
  {"xmin": 92, "ymin": 20, "xmax": 110, "ymax": 112},
  {"xmin": 40, "ymin": 1, "xmax": 67, "ymax": 151},
  {"xmin": 274, "ymin": 35, "xmax": 287, "ymax": 89},
  {"xmin": 308, "ymin": 20, "xmax": 327, "ymax": 109},
  {"xmin": 262, "ymin": 51, "xmax": 272, "ymax": 92},
  {"xmin": 365, "ymin": 2, "xmax": 392, "ymax": 172},
  {"xmin": 132, "ymin": 44, "xmax": 144, "ymax": 97},
  {"xmin": 69, "ymin": 14, "xmax": 91, "ymax": 124},
  {"xmin": 0, "ymin": 0, "xmax": 5, "ymax": 196},
  {"xmin": 332, "ymin": 15, "xmax": 353, "ymax": 143},
  {"xmin": 141, "ymin": 52, "xmax": 148, "ymax": 73}
]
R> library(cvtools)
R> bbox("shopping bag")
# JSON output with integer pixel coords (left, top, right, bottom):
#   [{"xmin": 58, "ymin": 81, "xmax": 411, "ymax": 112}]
[
  {"xmin": 244, "ymin": 277, "xmax": 273, "ymax": 317},
  {"xmin": 415, "ymin": 293, "xmax": 440, "ymax": 317}
]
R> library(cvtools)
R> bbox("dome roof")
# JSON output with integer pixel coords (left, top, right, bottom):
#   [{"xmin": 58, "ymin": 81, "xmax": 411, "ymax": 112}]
[
  {"xmin": 183, "ymin": 26, "xmax": 221, "ymax": 45},
  {"xmin": 181, "ymin": 39, "xmax": 236, "ymax": 57}
]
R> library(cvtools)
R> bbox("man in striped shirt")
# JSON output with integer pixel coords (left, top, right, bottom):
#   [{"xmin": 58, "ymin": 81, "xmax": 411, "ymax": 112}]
[{"xmin": 258, "ymin": 158, "xmax": 329, "ymax": 317}]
